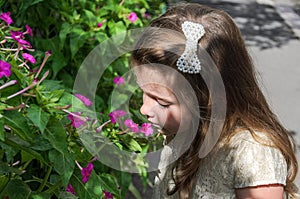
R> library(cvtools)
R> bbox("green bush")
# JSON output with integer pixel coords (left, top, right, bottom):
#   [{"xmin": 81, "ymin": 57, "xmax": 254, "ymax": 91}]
[{"xmin": 0, "ymin": 0, "xmax": 166, "ymax": 198}]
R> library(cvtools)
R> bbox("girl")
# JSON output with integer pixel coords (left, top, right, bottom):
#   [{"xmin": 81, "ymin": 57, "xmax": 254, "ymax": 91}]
[{"xmin": 131, "ymin": 3, "xmax": 298, "ymax": 199}]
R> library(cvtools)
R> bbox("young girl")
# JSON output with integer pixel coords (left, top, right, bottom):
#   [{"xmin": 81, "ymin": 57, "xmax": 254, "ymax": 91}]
[{"xmin": 131, "ymin": 2, "xmax": 298, "ymax": 199}]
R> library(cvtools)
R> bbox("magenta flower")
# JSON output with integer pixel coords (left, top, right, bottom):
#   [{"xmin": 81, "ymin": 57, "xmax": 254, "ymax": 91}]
[
  {"xmin": 103, "ymin": 190, "xmax": 114, "ymax": 199},
  {"xmin": 10, "ymin": 30, "xmax": 24, "ymax": 39},
  {"xmin": 0, "ymin": 12, "xmax": 13, "ymax": 25},
  {"xmin": 124, "ymin": 119, "xmax": 139, "ymax": 132},
  {"xmin": 0, "ymin": 60, "xmax": 11, "ymax": 79},
  {"xmin": 46, "ymin": 50, "xmax": 52, "ymax": 56},
  {"xmin": 22, "ymin": 53, "xmax": 36, "ymax": 64},
  {"xmin": 140, "ymin": 123, "xmax": 154, "ymax": 136},
  {"xmin": 97, "ymin": 22, "xmax": 103, "ymax": 28},
  {"xmin": 74, "ymin": 93, "xmax": 92, "ymax": 106},
  {"xmin": 67, "ymin": 112, "xmax": 86, "ymax": 128},
  {"xmin": 17, "ymin": 38, "xmax": 31, "ymax": 48},
  {"xmin": 109, "ymin": 110, "xmax": 126, "ymax": 124},
  {"xmin": 66, "ymin": 184, "xmax": 76, "ymax": 195},
  {"xmin": 81, "ymin": 162, "xmax": 94, "ymax": 184},
  {"xmin": 25, "ymin": 24, "xmax": 33, "ymax": 36},
  {"xmin": 113, "ymin": 76, "xmax": 124, "ymax": 85},
  {"xmin": 128, "ymin": 12, "xmax": 138, "ymax": 23}
]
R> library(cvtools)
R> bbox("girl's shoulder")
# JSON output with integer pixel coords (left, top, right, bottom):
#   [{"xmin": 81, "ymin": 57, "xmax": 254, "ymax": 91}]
[
  {"xmin": 222, "ymin": 130, "xmax": 287, "ymax": 188},
  {"xmin": 193, "ymin": 130, "xmax": 288, "ymax": 197}
]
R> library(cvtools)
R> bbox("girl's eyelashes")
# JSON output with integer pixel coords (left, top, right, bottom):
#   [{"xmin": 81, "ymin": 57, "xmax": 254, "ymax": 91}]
[{"xmin": 157, "ymin": 99, "xmax": 170, "ymax": 108}]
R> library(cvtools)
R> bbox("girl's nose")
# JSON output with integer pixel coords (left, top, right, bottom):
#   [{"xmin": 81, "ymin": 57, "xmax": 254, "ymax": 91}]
[
  {"xmin": 140, "ymin": 101, "xmax": 150, "ymax": 116},
  {"xmin": 140, "ymin": 94, "xmax": 154, "ymax": 117}
]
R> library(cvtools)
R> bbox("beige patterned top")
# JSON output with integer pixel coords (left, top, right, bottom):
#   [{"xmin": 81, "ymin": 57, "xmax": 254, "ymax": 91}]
[{"xmin": 152, "ymin": 130, "xmax": 288, "ymax": 199}]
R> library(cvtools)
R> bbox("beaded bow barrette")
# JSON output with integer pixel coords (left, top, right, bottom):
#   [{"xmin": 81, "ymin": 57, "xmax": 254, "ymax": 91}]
[{"xmin": 176, "ymin": 21, "xmax": 205, "ymax": 74}]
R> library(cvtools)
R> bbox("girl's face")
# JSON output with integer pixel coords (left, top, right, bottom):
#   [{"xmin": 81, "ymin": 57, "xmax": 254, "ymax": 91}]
[{"xmin": 135, "ymin": 66, "xmax": 192, "ymax": 136}]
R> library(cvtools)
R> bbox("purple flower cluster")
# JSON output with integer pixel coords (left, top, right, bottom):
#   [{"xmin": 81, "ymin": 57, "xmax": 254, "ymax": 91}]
[{"xmin": 109, "ymin": 110, "xmax": 154, "ymax": 137}]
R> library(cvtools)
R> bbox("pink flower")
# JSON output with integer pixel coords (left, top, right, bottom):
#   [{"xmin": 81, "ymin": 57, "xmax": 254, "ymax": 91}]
[
  {"xmin": 46, "ymin": 50, "xmax": 52, "ymax": 56},
  {"xmin": 97, "ymin": 22, "xmax": 103, "ymax": 28},
  {"xmin": 67, "ymin": 112, "xmax": 86, "ymax": 128},
  {"xmin": 17, "ymin": 38, "xmax": 31, "ymax": 48},
  {"xmin": 113, "ymin": 76, "xmax": 124, "ymax": 85},
  {"xmin": 66, "ymin": 184, "xmax": 76, "ymax": 195},
  {"xmin": 22, "ymin": 53, "xmax": 36, "ymax": 64},
  {"xmin": 140, "ymin": 123, "xmax": 154, "ymax": 136},
  {"xmin": 10, "ymin": 31, "xmax": 24, "ymax": 39},
  {"xmin": 127, "ymin": 12, "xmax": 138, "ymax": 23},
  {"xmin": 25, "ymin": 24, "xmax": 33, "ymax": 36},
  {"xmin": 0, "ymin": 60, "xmax": 11, "ymax": 79},
  {"xmin": 124, "ymin": 119, "xmax": 139, "ymax": 132},
  {"xmin": 103, "ymin": 190, "xmax": 113, "ymax": 199},
  {"xmin": 109, "ymin": 110, "xmax": 126, "ymax": 124},
  {"xmin": 74, "ymin": 93, "xmax": 92, "ymax": 106},
  {"xmin": 10, "ymin": 31, "xmax": 31, "ymax": 48},
  {"xmin": 0, "ymin": 12, "xmax": 13, "ymax": 25},
  {"xmin": 81, "ymin": 163, "xmax": 94, "ymax": 184}
]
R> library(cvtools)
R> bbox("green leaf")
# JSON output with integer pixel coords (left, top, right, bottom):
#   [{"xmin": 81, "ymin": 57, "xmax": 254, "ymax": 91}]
[
  {"xmin": 70, "ymin": 27, "xmax": 90, "ymax": 58},
  {"xmin": 30, "ymin": 135, "xmax": 52, "ymax": 151},
  {"xmin": 27, "ymin": 104, "xmax": 50, "ymax": 133},
  {"xmin": 41, "ymin": 80, "xmax": 65, "ymax": 91},
  {"xmin": 127, "ymin": 138, "xmax": 143, "ymax": 152},
  {"xmin": 109, "ymin": 21, "xmax": 127, "ymax": 46},
  {"xmin": 49, "ymin": 90, "xmax": 65, "ymax": 103},
  {"xmin": 51, "ymin": 52, "xmax": 68, "ymax": 78},
  {"xmin": 4, "ymin": 138, "xmax": 48, "ymax": 166},
  {"xmin": 94, "ymin": 32, "xmax": 108, "ymax": 43},
  {"xmin": 30, "ymin": 192, "xmax": 51, "ymax": 199},
  {"xmin": 21, "ymin": 150, "xmax": 34, "ymax": 164},
  {"xmin": 98, "ymin": 173, "xmax": 121, "ymax": 197},
  {"xmin": 49, "ymin": 149, "xmax": 74, "ymax": 187},
  {"xmin": 128, "ymin": 182, "xmax": 142, "ymax": 199},
  {"xmin": 110, "ymin": 93, "xmax": 129, "ymax": 110},
  {"xmin": 113, "ymin": 171, "xmax": 132, "ymax": 198},
  {"xmin": 19, "ymin": 0, "xmax": 45, "ymax": 13},
  {"xmin": 0, "ymin": 116, "xmax": 4, "ymax": 141},
  {"xmin": 59, "ymin": 23, "xmax": 72, "ymax": 50},
  {"xmin": 44, "ymin": 117, "xmax": 68, "ymax": 153},
  {"xmin": 83, "ymin": 9, "xmax": 96, "ymax": 24},
  {"xmin": 0, "ymin": 175, "xmax": 9, "ymax": 192},
  {"xmin": 3, "ymin": 110, "xmax": 33, "ymax": 142},
  {"xmin": 6, "ymin": 179, "xmax": 31, "ymax": 199},
  {"xmin": 58, "ymin": 191, "xmax": 78, "ymax": 199}
]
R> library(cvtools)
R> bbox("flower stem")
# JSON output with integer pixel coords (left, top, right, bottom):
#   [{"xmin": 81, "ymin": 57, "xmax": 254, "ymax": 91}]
[
  {"xmin": 35, "ymin": 51, "xmax": 51, "ymax": 79},
  {"xmin": 0, "ymin": 80, "xmax": 17, "ymax": 91},
  {"xmin": 96, "ymin": 120, "xmax": 111, "ymax": 132},
  {"xmin": 37, "ymin": 165, "xmax": 53, "ymax": 192},
  {"xmin": 75, "ymin": 160, "xmax": 83, "ymax": 170},
  {"xmin": 62, "ymin": 109, "xmax": 88, "ymax": 122},
  {"xmin": 6, "ymin": 79, "xmax": 38, "ymax": 100}
]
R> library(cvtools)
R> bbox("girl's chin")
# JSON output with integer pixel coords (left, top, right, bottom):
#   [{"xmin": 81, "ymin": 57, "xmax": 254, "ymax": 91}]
[{"xmin": 160, "ymin": 128, "xmax": 177, "ymax": 137}]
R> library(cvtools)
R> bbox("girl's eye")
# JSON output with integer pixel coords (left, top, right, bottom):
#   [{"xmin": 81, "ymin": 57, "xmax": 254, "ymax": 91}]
[{"xmin": 157, "ymin": 100, "xmax": 170, "ymax": 108}]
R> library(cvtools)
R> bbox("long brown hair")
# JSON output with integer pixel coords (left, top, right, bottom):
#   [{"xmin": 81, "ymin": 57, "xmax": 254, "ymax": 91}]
[{"xmin": 131, "ymin": 3, "xmax": 298, "ymax": 198}]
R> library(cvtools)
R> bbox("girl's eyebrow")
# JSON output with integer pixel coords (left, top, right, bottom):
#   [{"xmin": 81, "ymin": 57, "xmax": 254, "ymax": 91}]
[{"xmin": 142, "ymin": 88, "xmax": 176, "ymax": 103}]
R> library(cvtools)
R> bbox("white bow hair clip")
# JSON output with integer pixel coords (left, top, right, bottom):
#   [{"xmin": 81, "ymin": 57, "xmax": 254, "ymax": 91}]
[{"xmin": 176, "ymin": 21, "xmax": 205, "ymax": 74}]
